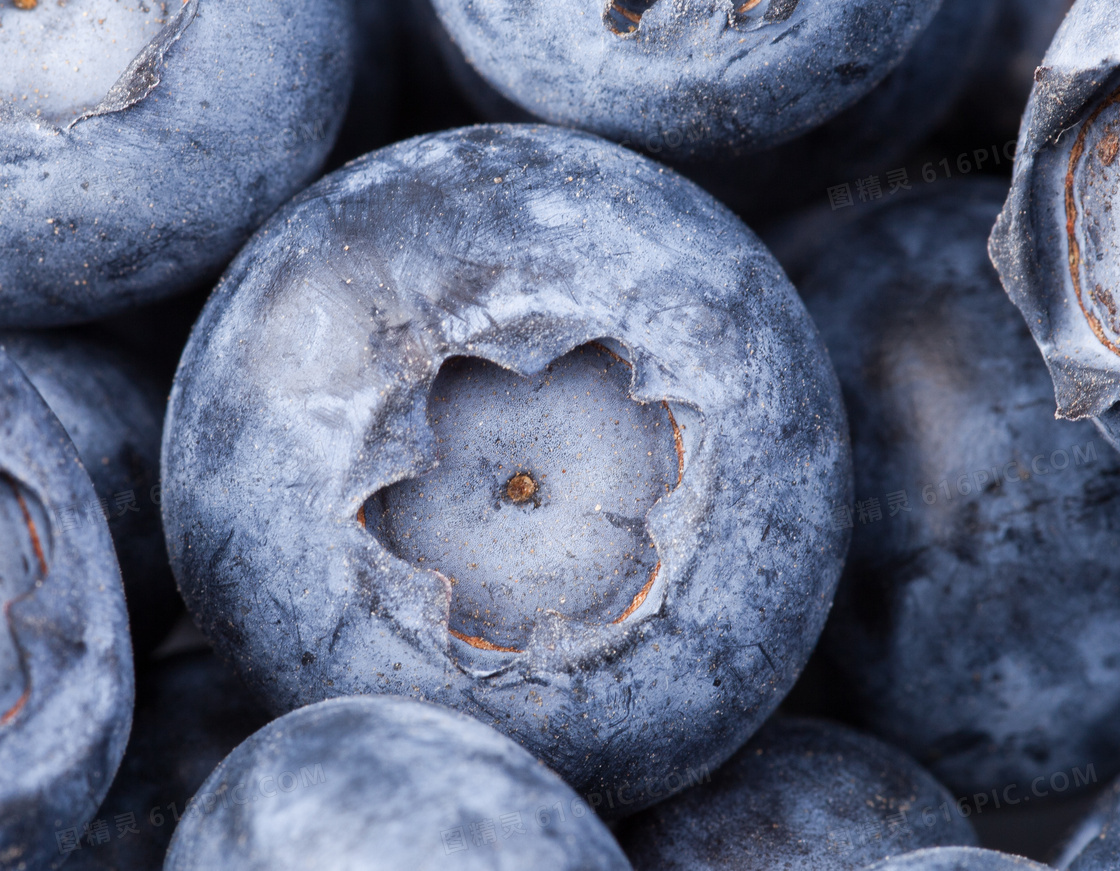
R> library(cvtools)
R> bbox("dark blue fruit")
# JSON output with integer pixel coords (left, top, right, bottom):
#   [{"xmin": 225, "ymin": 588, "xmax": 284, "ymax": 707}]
[
  {"xmin": 989, "ymin": 0, "xmax": 1120, "ymax": 445},
  {"xmin": 0, "ymin": 0, "xmax": 355, "ymax": 327},
  {"xmin": 1055, "ymin": 776, "xmax": 1120, "ymax": 870},
  {"xmin": 63, "ymin": 651, "xmax": 270, "ymax": 871},
  {"xmin": 618, "ymin": 717, "xmax": 977, "ymax": 870},
  {"xmin": 161, "ymin": 123, "xmax": 852, "ymax": 815},
  {"xmin": 426, "ymin": 0, "xmax": 944, "ymax": 160},
  {"xmin": 0, "ymin": 329, "xmax": 177, "ymax": 653},
  {"xmin": 801, "ymin": 180, "xmax": 1120, "ymax": 795},
  {"xmin": 164, "ymin": 695, "xmax": 632, "ymax": 870},
  {"xmin": 864, "ymin": 847, "xmax": 1051, "ymax": 870},
  {"xmin": 0, "ymin": 347, "xmax": 133, "ymax": 871}
]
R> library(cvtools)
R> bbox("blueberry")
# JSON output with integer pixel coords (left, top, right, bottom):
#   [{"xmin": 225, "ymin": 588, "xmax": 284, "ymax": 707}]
[
  {"xmin": 0, "ymin": 0, "xmax": 356, "ymax": 327},
  {"xmin": 618, "ymin": 717, "xmax": 977, "ymax": 870},
  {"xmin": 64, "ymin": 651, "xmax": 270, "ymax": 871},
  {"xmin": 863, "ymin": 847, "xmax": 1052, "ymax": 870},
  {"xmin": 0, "ymin": 329, "xmax": 177, "ymax": 653},
  {"xmin": 426, "ymin": 0, "xmax": 943, "ymax": 160},
  {"xmin": 0, "ymin": 347, "xmax": 133, "ymax": 871},
  {"xmin": 800, "ymin": 179, "xmax": 1120, "ymax": 795},
  {"xmin": 685, "ymin": 0, "xmax": 999, "ymax": 224},
  {"xmin": 161, "ymin": 123, "xmax": 852, "ymax": 815},
  {"xmin": 988, "ymin": 0, "xmax": 1120, "ymax": 443},
  {"xmin": 1054, "ymin": 775, "xmax": 1120, "ymax": 870},
  {"xmin": 164, "ymin": 695, "xmax": 632, "ymax": 870}
]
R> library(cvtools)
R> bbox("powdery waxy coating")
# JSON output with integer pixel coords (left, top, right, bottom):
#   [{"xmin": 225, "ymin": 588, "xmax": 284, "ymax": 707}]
[
  {"xmin": 65, "ymin": 652, "xmax": 271, "ymax": 871},
  {"xmin": 0, "ymin": 0, "xmax": 354, "ymax": 327},
  {"xmin": 164, "ymin": 695, "xmax": 633, "ymax": 871},
  {"xmin": 863, "ymin": 847, "xmax": 1052, "ymax": 871},
  {"xmin": 0, "ymin": 330, "xmax": 176, "ymax": 653},
  {"xmin": 803, "ymin": 180, "xmax": 1120, "ymax": 796},
  {"xmin": 0, "ymin": 347, "xmax": 133, "ymax": 871},
  {"xmin": 161, "ymin": 124, "xmax": 852, "ymax": 816},
  {"xmin": 989, "ymin": 0, "xmax": 1120, "ymax": 431},
  {"xmin": 617, "ymin": 717, "xmax": 977, "ymax": 871},
  {"xmin": 427, "ymin": 0, "xmax": 943, "ymax": 161}
]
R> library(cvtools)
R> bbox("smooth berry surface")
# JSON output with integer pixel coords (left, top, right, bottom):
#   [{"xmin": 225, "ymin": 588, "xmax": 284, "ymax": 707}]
[{"xmin": 164, "ymin": 695, "xmax": 633, "ymax": 871}]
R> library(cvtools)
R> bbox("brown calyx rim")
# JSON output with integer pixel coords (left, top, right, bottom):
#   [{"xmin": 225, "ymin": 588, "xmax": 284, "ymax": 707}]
[
  {"xmin": 355, "ymin": 342, "xmax": 685, "ymax": 653},
  {"xmin": 1, "ymin": 474, "xmax": 47, "ymax": 727},
  {"xmin": 1065, "ymin": 82, "xmax": 1120, "ymax": 357}
]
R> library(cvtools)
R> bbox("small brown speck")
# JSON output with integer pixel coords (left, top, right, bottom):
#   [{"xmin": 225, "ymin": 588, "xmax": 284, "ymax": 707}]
[
  {"xmin": 1098, "ymin": 131, "xmax": 1119, "ymax": 167},
  {"xmin": 13, "ymin": 0, "xmax": 38, "ymax": 9}
]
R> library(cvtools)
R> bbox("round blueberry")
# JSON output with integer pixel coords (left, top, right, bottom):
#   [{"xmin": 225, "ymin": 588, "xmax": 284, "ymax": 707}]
[
  {"xmin": 863, "ymin": 847, "xmax": 1052, "ymax": 870},
  {"xmin": 161, "ymin": 123, "xmax": 852, "ymax": 815},
  {"xmin": 0, "ymin": 347, "xmax": 133, "ymax": 871},
  {"xmin": 426, "ymin": 0, "xmax": 944, "ymax": 160},
  {"xmin": 0, "ymin": 329, "xmax": 177, "ymax": 653},
  {"xmin": 164, "ymin": 695, "xmax": 632, "ymax": 870},
  {"xmin": 801, "ymin": 179, "xmax": 1120, "ymax": 795},
  {"xmin": 618, "ymin": 717, "xmax": 977, "ymax": 870},
  {"xmin": 64, "ymin": 651, "xmax": 270, "ymax": 871},
  {"xmin": 0, "ymin": 0, "xmax": 356, "ymax": 327},
  {"xmin": 988, "ymin": 0, "xmax": 1120, "ymax": 437}
]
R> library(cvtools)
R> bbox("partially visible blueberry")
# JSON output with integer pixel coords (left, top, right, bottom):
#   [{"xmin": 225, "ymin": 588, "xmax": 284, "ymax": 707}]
[
  {"xmin": 0, "ymin": 329, "xmax": 177, "ymax": 653},
  {"xmin": 427, "ymin": 0, "xmax": 944, "ymax": 160},
  {"xmin": 161, "ymin": 123, "xmax": 852, "ymax": 815},
  {"xmin": 0, "ymin": 347, "xmax": 133, "ymax": 871},
  {"xmin": 1053, "ymin": 776, "xmax": 1120, "ymax": 870},
  {"xmin": 863, "ymin": 847, "xmax": 1053, "ymax": 870},
  {"xmin": 64, "ymin": 651, "xmax": 270, "ymax": 871},
  {"xmin": 0, "ymin": 0, "xmax": 356, "ymax": 327},
  {"xmin": 801, "ymin": 180, "xmax": 1120, "ymax": 794},
  {"xmin": 989, "ymin": 0, "xmax": 1120, "ymax": 441},
  {"xmin": 164, "ymin": 695, "xmax": 632, "ymax": 870},
  {"xmin": 618, "ymin": 717, "xmax": 977, "ymax": 870}
]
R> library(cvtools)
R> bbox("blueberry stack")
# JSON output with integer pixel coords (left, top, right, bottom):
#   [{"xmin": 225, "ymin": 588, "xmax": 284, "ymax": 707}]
[{"xmin": 1, "ymin": 1, "xmax": 1116, "ymax": 868}]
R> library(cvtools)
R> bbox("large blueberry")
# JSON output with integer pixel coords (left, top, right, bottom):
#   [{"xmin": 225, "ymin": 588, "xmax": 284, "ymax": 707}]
[
  {"xmin": 618, "ymin": 717, "xmax": 977, "ymax": 870},
  {"xmin": 0, "ymin": 329, "xmax": 177, "ymax": 653},
  {"xmin": 0, "ymin": 0, "xmax": 355, "ymax": 327},
  {"xmin": 64, "ymin": 651, "xmax": 270, "ymax": 871},
  {"xmin": 1054, "ymin": 776, "xmax": 1120, "ymax": 870},
  {"xmin": 161, "ymin": 123, "xmax": 852, "ymax": 815},
  {"xmin": 164, "ymin": 695, "xmax": 631, "ymax": 870},
  {"xmin": 425, "ymin": 0, "xmax": 943, "ymax": 160},
  {"xmin": 988, "ymin": 0, "xmax": 1120, "ymax": 442},
  {"xmin": 800, "ymin": 180, "xmax": 1120, "ymax": 794},
  {"xmin": 0, "ymin": 347, "xmax": 133, "ymax": 871},
  {"xmin": 863, "ymin": 847, "xmax": 1052, "ymax": 870}
]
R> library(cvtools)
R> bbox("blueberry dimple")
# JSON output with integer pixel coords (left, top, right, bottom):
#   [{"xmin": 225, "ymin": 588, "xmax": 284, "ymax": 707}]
[{"xmin": 369, "ymin": 343, "xmax": 679, "ymax": 650}]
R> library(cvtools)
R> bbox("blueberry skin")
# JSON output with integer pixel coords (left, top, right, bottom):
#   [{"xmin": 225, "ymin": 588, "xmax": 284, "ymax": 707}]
[
  {"xmin": 65, "ymin": 652, "xmax": 270, "ymax": 871},
  {"xmin": 988, "ymin": 0, "xmax": 1120, "ymax": 431},
  {"xmin": 863, "ymin": 847, "xmax": 1052, "ymax": 870},
  {"xmin": 681, "ymin": 0, "xmax": 997, "ymax": 224},
  {"xmin": 0, "ymin": 329, "xmax": 177, "ymax": 654},
  {"xmin": 164, "ymin": 695, "xmax": 632, "ymax": 870},
  {"xmin": 0, "ymin": 348, "xmax": 133, "ymax": 871},
  {"xmin": 618, "ymin": 717, "xmax": 977, "ymax": 871},
  {"xmin": 0, "ymin": 0, "xmax": 355, "ymax": 328},
  {"xmin": 1057, "ymin": 776, "xmax": 1120, "ymax": 870},
  {"xmin": 427, "ymin": 0, "xmax": 942, "ymax": 161},
  {"xmin": 802, "ymin": 180, "xmax": 1120, "ymax": 795},
  {"xmin": 161, "ymin": 123, "xmax": 852, "ymax": 816}
]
